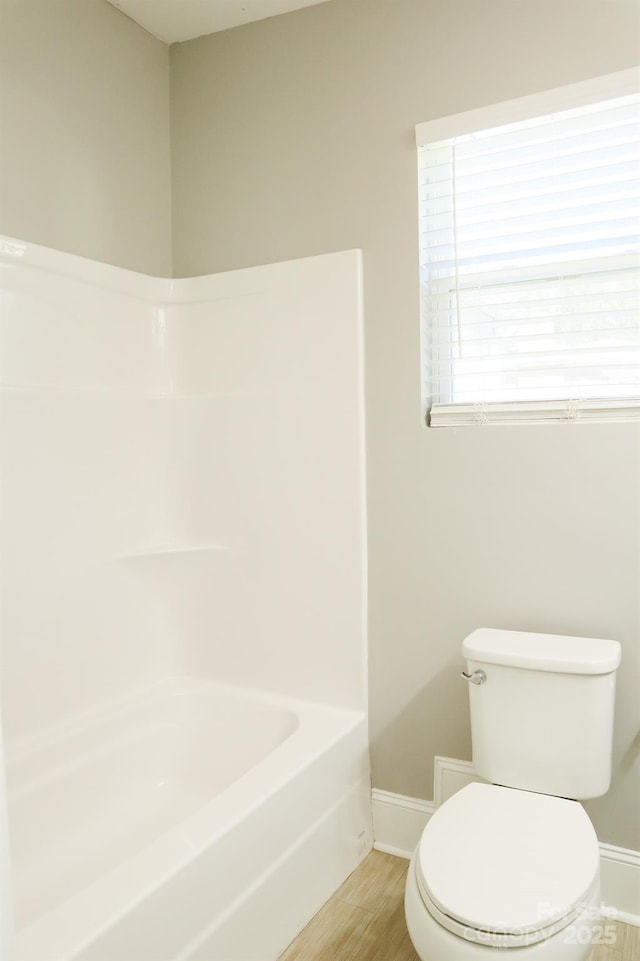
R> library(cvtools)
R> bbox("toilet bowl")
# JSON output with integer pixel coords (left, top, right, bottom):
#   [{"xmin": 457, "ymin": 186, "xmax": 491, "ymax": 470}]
[{"xmin": 405, "ymin": 782, "xmax": 602, "ymax": 960}]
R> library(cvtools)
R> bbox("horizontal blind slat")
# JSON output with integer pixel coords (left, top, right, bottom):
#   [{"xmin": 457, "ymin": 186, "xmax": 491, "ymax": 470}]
[
  {"xmin": 419, "ymin": 158, "xmax": 639, "ymax": 201},
  {"xmin": 421, "ymin": 188, "xmax": 640, "ymax": 232},
  {"xmin": 423, "ymin": 239, "xmax": 639, "ymax": 276},
  {"xmin": 421, "ymin": 255, "xmax": 639, "ymax": 286},
  {"xmin": 428, "ymin": 326, "xmax": 640, "ymax": 350},
  {"xmin": 453, "ymin": 100, "xmax": 639, "ymax": 158},
  {"xmin": 421, "ymin": 197, "xmax": 640, "ymax": 242}
]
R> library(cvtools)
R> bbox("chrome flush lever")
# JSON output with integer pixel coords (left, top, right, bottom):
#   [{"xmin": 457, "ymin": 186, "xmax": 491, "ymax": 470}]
[{"xmin": 461, "ymin": 670, "xmax": 486, "ymax": 685}]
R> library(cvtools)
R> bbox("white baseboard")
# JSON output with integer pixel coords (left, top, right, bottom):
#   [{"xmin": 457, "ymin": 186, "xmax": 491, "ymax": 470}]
[
  {"xmin": 372, "ymin": 756, "xmax": 640, "ymax": 927},
  {"xmin": 371, "ymin": 789, "xmax": 435, "ymax": 860},
  {"xmin": 599, "ymin": 843, "xmax": 640, "ymax": 926}
]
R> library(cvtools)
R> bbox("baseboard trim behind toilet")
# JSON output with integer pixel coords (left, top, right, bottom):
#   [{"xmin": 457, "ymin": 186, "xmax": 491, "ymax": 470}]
[
  {"xmin": 372, "ymin": 757, "xmax": 640, "ymax": 927},
  {"xmin": 370, "ymin": 790, "xmax": 436, "ymax": 859}
]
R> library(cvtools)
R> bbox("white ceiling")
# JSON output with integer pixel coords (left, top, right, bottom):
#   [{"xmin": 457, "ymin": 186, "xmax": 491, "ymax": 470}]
[{"xmin": 105, "ymin": 0, "xmax": 333, "ymax": 44}]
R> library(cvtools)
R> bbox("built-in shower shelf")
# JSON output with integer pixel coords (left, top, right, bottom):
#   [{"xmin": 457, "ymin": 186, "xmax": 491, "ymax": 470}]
[{"xmin": 115, "ymin": 544, "xmax": 227, "ymax": 560}]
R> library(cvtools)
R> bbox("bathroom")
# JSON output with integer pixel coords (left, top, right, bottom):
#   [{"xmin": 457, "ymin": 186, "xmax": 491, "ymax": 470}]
[{"xmin": 0, "ymin": 0, "xmax": 639, "ymax": 959}]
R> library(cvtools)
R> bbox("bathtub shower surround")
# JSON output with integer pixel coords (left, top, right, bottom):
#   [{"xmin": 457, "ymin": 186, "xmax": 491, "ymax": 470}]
[{"xmin": 0, "ymin": 236, "xmax": 370, "ymax": 960}]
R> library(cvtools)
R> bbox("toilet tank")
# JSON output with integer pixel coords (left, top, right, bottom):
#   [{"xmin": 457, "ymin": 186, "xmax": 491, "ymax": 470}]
[{"xmin": 462, "ymin": 629, "xmax": 621, "ymax": 799}]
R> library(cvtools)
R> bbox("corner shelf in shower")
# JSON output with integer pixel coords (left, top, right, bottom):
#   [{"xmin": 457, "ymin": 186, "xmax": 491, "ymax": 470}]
[{"xmin": 114, "ymin": 544, "xmax": 227, "ymax": 561}]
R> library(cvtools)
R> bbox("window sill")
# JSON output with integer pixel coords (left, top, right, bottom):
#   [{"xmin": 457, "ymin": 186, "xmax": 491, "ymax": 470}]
[{"xmin": 428, "ymin": 400, "xmax": 640, "ymax": 427}]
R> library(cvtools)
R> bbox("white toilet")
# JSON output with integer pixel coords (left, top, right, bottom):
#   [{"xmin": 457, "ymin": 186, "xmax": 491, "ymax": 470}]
[{"xmin": 405, "ymin": 628, "xmax": 621, "ymax": 961}]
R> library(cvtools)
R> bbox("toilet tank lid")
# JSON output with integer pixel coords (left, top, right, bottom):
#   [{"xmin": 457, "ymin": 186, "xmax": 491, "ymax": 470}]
[{"xmin": 463, "ymin": 628, "xmax": 621, "ymax": 674}]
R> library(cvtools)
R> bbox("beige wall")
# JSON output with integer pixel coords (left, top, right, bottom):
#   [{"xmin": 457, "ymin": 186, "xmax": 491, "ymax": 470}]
[
  {"xmin": 170, "ymin": 0, "xmax": 640, "ymax": 849},
  {"xmin": 0, "ymin": 0, "xmax": 171, "ymax": 275}
]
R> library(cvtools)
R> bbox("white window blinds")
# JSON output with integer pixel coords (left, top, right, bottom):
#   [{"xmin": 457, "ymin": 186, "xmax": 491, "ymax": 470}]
[{"xmin": 416, "ymin": 71, "xmax": 640, "ymax": 426}]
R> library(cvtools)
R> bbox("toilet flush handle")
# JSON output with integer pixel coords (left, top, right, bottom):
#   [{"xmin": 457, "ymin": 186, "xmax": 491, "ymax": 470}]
[{"xmin": 461, "ymin": 670, "xmax": 486, "ymax": 685}]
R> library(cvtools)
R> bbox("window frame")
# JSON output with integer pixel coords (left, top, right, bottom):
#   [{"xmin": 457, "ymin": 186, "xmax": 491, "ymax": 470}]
[{"xmin": 416, "ymin": 68, "xmax": 640, "ymax": 427}]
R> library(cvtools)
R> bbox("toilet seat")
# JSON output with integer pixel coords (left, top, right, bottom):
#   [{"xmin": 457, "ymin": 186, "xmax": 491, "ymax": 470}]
[{"xmin": 416, "ymin": 782, "xmax": 600, "ymax": 949}]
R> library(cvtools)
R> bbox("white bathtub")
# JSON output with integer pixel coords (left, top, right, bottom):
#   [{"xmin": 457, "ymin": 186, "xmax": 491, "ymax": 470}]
[{"xmin": 6, "ymin": 678, "xmax": 371, "ymax": 961}]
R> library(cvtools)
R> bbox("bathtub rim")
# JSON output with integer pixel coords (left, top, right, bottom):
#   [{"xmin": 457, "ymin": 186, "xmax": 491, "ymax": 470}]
[
  {"xmin": 5, "ymin": 675, "xmax": 300, "ymax": 798},
  {"xmin": 11, "ymin": 676, "xmax": 367, "ymax": 961}
]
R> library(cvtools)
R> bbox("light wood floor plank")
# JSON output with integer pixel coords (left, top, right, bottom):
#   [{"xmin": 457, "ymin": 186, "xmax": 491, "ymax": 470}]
[
  {"xmin": 361, "ymin": 899, "xmax": 419, "ymax": 961},
  {"xmin": 590, "ymin": 947, "xmax": 622, "ymax": 961},
  {"xmin": 610, "ymin": 919, "xmax": 640, "ymax": 958},
  {"xmin": 590, "ymin": 918, "xmax": 640, "ymax": 961},
  {"xmin": 278, "ymin": 851, "xmax": 639, "ymax": 961},
  {"xmin": 277, "ymin": 896, "xmax": 376, "ymax": 961},
  {"xmin": 335, "ymin": 850, "xmax": 408, "ymax": 918}
]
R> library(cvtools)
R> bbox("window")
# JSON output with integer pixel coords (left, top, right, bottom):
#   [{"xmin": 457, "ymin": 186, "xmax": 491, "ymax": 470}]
[{"xmin": 416, "ymin": 69, "xmax": 640, "ymax": 426}]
